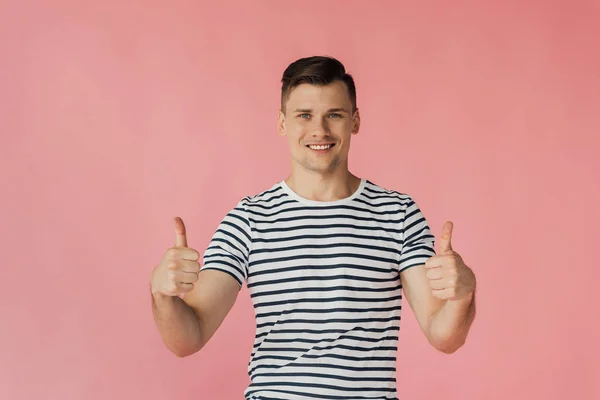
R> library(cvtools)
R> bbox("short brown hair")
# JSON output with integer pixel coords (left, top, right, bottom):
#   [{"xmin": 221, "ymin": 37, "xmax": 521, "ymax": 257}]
[{"xmin": 280, "ymin": 56, "xmax": 357, "ymax": 113}]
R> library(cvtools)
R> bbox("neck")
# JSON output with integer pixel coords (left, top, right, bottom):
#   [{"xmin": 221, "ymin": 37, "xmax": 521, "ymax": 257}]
[{"xmin": 285, "ymin": 167, "xmax": 361, "ymax": 202}]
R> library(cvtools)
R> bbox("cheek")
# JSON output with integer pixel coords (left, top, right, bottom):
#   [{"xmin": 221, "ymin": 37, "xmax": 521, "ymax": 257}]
[
  {"xmin": 287, "ymin": 124, "xmax": 307, "ymax": 141},
  {"xmin": 329, "ymin": 120, "xmax": 351, "ymax": 134},
  {"xmin": 332, "ymin": 126, "xmax": 352, "ymax": 144}
]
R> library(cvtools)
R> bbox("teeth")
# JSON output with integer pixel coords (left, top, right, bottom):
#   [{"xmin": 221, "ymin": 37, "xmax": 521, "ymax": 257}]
[{"xmin": 309, "ymin": 144, "xmax": 332, "ymax": 150}]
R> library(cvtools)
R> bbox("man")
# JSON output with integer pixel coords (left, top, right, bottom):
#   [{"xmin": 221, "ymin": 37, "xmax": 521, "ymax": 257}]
[{"xmin": 150, "ymin": 56, "xmax": 477, "ymax": 400}]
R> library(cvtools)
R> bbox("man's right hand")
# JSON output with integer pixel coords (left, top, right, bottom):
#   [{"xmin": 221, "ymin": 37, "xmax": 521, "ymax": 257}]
[{"xmin": 150, "ymin": 217, "xmax": 201, "ymax": 299}]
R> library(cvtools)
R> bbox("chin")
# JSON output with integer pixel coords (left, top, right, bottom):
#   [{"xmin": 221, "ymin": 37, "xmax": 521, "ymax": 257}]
[{"xmin": 303, "ymin": 161, "xmax": 340, "ymax": 173}]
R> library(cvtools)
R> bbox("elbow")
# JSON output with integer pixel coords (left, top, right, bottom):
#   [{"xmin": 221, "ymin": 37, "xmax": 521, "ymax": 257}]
[
  {"xmin": 168, "ymin": 341, "xmax": 203, "ymax": 358},
  {"xmin": 169, "ymin": 327, "xmax": 206, "ymax": 358},
  {"xmin": 436, "ymin": 343, "xmax": 463, "ymax": 354},
  {"xmin": 429, "ymin": 336, "xmax": 466, "ymax": 354},
  {"xmin": 172, "ymin": 348, "xmax": 193, "ymax": 358},
  {"xmin": 171, "ymin": 346, "xmax": 200, "ymax": 358}
]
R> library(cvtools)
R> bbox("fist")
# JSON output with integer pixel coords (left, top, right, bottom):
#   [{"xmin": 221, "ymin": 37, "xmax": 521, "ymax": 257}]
[
  {"xmin": 150, "ymin": 217, "xmax": 201, "ymax": 298},
  {"xmin": 424, "ymin": 221, "xmax": 475, "ymax": 301}
]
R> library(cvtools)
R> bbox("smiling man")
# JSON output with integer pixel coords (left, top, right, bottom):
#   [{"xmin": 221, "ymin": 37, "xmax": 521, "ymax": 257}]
[{"xmin": 150, "ymin": 56, "xmax": 477, "ymax": 400}]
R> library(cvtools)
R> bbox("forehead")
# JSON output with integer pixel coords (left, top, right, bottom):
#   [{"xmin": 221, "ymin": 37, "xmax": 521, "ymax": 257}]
[{"xmin": 285, "ymin": 81, "xmax": 351, "ymax": 110}]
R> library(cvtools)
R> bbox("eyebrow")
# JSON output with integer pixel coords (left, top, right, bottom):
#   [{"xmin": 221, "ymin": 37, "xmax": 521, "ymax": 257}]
[{"xmin": 292, "ymin": 108, "xmax": 349, "ymax": 113}]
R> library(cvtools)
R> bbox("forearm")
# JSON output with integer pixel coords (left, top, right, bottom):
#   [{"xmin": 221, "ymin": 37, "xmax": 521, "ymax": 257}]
[
  {"xmin": 428, "ymin": 290, "xmax": 476, "ymax": 353},
  {"xmin": 151, "ymin": 290, "xmax": 204, "ymax": 357}
]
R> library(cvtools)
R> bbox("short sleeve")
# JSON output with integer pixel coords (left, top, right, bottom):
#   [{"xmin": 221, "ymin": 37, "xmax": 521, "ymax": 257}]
[
  {"xmin": 200, "ymin": 200, "xmax": 251, "ymax": 288},
  {"xmin": 398, "ymin": 197, "xmax": 436, "ymax": 272}
]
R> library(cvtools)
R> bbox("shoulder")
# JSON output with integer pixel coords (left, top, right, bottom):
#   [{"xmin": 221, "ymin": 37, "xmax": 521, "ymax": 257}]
[
  {"xmin": 361, "ymin": 179, "xmax": 416, "ymax": 207},
  {"xmin": 233, "ymin": 181, "xmax": 289, "ymax": 211}
]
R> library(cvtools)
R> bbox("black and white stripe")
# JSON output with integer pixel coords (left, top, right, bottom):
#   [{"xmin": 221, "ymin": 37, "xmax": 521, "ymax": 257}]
[{"xmin": 201, "ymin": 179, "xmax": 436, "ymax": 400}]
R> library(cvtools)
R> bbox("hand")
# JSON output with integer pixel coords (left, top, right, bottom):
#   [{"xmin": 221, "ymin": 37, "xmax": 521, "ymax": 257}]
[
  {"xmin": 424, "ymin": 221, "xmax": 475, "ymax": 301},
  {"xmin": 150, "ymin": 217, "xmax": 201, "ymax": 299}
]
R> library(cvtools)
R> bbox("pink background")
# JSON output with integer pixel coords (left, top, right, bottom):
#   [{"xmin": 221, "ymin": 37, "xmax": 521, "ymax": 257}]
[{"xmin": 1, "ymin": 1, "xmax": 598, "ymax": 399}]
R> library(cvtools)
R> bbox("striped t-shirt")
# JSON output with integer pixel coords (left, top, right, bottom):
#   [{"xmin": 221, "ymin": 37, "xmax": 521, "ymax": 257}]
[{"xmin": 200, "ymin": 179, "xmax": 436, "ymax": 400}]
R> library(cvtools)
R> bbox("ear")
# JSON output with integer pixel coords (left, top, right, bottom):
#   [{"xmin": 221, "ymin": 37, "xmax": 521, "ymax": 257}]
[
  {"xmin": 278, "ymin": 110, "xmax": 286, "ymax": 136},
  {"xmin": 351, "ymin": 108, "xmax": 361, "ymax": 135}
]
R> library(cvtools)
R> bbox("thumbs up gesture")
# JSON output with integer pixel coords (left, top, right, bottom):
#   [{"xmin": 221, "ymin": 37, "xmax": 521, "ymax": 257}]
[
  {"xmin": 424, "ymin": 221, "xmax": 475, "ymax": 301},
  {"xmin": 150, "ymin": 217, "xmax": 201, "ymax": 298}
]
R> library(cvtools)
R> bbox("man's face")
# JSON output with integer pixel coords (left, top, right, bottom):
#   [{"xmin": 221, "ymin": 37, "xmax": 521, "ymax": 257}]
[{"xmin": 278, "ymin": 81, "xmax": 360, "ymax": 174}]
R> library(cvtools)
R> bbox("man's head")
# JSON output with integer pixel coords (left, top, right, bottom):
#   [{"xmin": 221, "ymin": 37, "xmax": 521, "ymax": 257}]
[{"xmin": 278, "ymin": 56, "xmax": 360, "ymax": 175}]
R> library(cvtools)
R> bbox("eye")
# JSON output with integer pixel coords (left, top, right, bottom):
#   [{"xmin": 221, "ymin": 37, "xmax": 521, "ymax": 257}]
[
  {"xmin": 329, "ymin": 113, "xmax": 342, "ymax": 118},
  {"xmin": 298, "ymin": 113, "xmax": 310, "ymax": 119}
]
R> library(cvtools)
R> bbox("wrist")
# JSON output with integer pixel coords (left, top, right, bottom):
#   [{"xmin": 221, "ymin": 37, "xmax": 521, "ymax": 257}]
[
  {"xmin": 448, "ymin": 289, "xmax": 474, "ymax": 308},
  {"xmin": 149, "ymin": 284, "xmax": 170, "ymax": 303},
  {"xmin": 453, "ymin": 272, "xmax": 476, "ymax": 305}
]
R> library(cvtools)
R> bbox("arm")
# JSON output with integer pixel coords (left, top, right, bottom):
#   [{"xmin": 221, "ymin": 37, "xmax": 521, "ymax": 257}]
[
  {"xmin": 151, "ymin": 202, "xmax": 251, "ymax": 357},
  {"xmin": 401, "ymin": 262, "xmax": 476, "ymax": 354},
  {"xmin": 397, "ymin": 197, "xmax": 475, "ymax": 353},
  {"xmin": 151, "ymin": 269, "xmax": 241, "ymax": 357}
]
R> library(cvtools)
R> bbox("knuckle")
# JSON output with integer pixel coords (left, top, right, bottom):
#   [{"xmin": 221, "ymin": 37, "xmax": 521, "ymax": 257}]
[
  {"xmin": 167, "ymin": 261, "xmax": 178, "ymax": 270},
  {"xmin": 168, "ymin": 271, "xmax": 178, "ymax": 282},
  {"xmin": 167, "ymin": 248, "xmax": 179, "ymax": 259}
]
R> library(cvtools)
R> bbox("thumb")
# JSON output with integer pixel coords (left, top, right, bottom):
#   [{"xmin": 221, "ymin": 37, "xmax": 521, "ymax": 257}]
[
  {"xmin": 174, "ymin": 217, "xmax": 188, "ymax": 248},
  {"xmin": 438, "ymin": 221, "xmax": 453, "ymax": 253}
]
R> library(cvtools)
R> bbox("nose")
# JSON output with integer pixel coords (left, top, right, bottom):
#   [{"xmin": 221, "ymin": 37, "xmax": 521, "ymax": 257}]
[{"xmin": 310, "ymin": 117, "xmax": 331, "ymax": 138}]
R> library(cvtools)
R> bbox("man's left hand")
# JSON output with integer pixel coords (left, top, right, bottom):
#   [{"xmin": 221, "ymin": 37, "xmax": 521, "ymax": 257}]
[{"xmin": 424, "ymin": 221, "xmax": 476, "ymax": 301}]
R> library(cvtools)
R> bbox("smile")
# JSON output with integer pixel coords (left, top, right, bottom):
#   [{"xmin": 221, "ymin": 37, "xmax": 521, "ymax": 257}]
[{"xmin": 307, "ymin": 144, "xmax": 335, "ymax": 150}]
